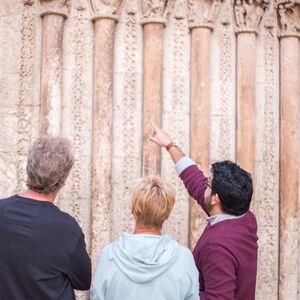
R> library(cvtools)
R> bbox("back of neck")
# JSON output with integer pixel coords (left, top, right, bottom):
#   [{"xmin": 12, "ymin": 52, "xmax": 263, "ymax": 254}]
[
  {"xmin": 18, "ymin": 189, "xmax": 57, "ymax": 203},
  {"xmin": 133, "ymin": 225, "xmax": 161, "ymax": 235}
]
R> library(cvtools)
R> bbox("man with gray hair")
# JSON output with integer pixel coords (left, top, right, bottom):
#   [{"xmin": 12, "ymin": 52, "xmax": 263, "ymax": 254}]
[{"xmin": 0, "ymin": 136, "xmax": 91, "ymax": 300}]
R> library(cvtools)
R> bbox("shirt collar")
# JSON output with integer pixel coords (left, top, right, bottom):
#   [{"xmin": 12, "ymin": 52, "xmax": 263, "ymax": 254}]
[{"xmin": 207, "ymin": 213, "xmax": 245, "ymax": 225}]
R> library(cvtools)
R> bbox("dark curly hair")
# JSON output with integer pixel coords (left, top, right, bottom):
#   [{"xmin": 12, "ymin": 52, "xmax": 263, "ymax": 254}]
[{"xmin": 210, "ymin": 160, "xmax": 253, "ymax": 216}]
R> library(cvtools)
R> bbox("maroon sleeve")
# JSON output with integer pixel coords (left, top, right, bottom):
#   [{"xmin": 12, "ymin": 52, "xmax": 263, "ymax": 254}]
[
  {"xmin": 179, "ymin": 165, "xmax": 209, "ymax": 215},
  {"xmin": 199, "ymin": 245, "xmax": 237, "ymax": 300}
]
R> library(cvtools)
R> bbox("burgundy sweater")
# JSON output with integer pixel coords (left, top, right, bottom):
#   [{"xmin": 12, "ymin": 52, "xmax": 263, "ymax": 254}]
[{"xmin": 180, "ymin": 165, "xmax": 258, "ymax": 300}]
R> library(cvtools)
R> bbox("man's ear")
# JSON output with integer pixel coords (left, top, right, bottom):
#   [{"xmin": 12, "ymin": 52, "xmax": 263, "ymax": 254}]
[{"xmin": 211, "ymin": 193, "xmax": 221, "ymax": 206}]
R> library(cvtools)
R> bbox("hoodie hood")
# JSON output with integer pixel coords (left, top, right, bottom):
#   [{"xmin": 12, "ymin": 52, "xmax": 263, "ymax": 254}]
[{"xmin": 110, "ymin": 232, "xmax": 180, "ymax": 283}]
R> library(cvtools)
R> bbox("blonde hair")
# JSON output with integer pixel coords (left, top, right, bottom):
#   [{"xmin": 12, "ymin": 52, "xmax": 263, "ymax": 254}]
[
  {"xmin": 132, "ymin": 175, "xmax": 175, "ymax": 230},
  {"xmin": 26, "ymin": 136, "xmax": 74, "ymax": 195}
]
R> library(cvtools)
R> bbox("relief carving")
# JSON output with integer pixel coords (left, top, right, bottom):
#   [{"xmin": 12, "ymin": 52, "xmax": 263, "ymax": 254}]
[
  {"xmin": 234, "ymin": 0, "xmax": 269, "ymax": 33},
  {"xmin": 90, "ymin": 0, "xmax": 122, "ymax": 20},
  {"xmin": 174, "ymin": 0, "xmax": 187, "ymax": 19},
  {"xmin": 17, "ymin": 2, "xmax": 36, "ymax": 191},
  {"xmin": 141, "ymin": 0, "xmax": 168, "ymax": 24},
  {"xmin": 39, "ymin": 0, "xmax": 71, "ymax": 17},
  {"xmin": 276, "ymin": 1, "xmax": 300, "ymax": 37},
  {"xmin": 220, "ymin": 3, "xmax": 232, "ymax": 25},
  {"xmin": 111, "ymin": 4, "xmax": 139, "ymax": 238},
  {"xmin": 188, "ymin": 0, "xmax": 221, "ymax": 29}
]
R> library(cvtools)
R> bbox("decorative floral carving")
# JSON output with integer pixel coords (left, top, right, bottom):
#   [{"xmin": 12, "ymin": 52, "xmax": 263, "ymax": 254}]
[
  {"xmin": 141, "ymin": 0, "xmax": 168, "ymax": 24},
  {"xmin": 234, "ymin": 0, "xmax": 269, "ymax": 32},
  {"xmin": 188, "ymin": 0, "xmax": 221, "ymax": 29},
  {"xmin": 39, "ymin": 0, "xmax": 71, "ymax": 16},
  {"xmin": 90, "ymin": 0, "xmax": 122, "ymax": 20},
  {"xmin": 17, "ymin": 2, "xmax": 36, "ymax": 191},
  {"xmin": 276, "ymin": 0, "xmax": 300, "ymax": 37}
]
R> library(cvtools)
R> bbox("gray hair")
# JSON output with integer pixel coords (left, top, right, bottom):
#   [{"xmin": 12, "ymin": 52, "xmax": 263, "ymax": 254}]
[{"xmin": 26, "ymin": 136, "xmax": 74, "ymax": 194}]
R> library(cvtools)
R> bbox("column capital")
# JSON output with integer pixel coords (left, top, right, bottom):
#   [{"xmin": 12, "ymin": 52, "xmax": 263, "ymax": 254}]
[
  {"xmin": 141, "ymin": 0, "xmax": 168, "ymax": 25},
  {"xmin": 233, "ymin": 0, "xmax": 269, "ymax": 34},
  {"xmin": 90, "ymin": 0, "xmax": 122, "ymax": 21},
  {"xmin": 276, "ymin": 0, "xmax": 300, "ymax": 38},
  {"xmin": 39, "ymin": 0, "xmax": 71, "ymax": 18},
  {"xmin": 188, "ymin": 0, "xmax": 221, "ymax": 30}
]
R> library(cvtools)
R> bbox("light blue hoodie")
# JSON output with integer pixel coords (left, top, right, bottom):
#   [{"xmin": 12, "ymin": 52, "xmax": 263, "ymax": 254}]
[{"xmin": 92, "ymin": 233, "xmax": 199, "ymax": 300}]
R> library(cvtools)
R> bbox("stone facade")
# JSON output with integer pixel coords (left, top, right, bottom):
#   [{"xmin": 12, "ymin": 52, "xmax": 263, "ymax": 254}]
[{"xmin": 0, "ymin": 0, "xmax": 299, "ymax": 299}]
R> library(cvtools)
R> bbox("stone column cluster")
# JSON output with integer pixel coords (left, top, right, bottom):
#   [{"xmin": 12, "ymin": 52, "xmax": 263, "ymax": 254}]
[
  {"xmin": 24, "ymin": 2, "xmax": 300, "ymax": 297},
  {"xmin": 276, "ymin": 1, "xmax": 300, "ymax": 298}
]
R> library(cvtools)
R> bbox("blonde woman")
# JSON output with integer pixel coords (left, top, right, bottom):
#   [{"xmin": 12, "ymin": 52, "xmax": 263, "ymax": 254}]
[{"xmin": 92, "ymin": 176, "xmax": 199, "ymax": 300}]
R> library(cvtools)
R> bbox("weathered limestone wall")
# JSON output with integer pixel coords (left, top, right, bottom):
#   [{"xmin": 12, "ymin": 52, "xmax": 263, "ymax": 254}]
[{"xmin": 0, "ymin": 0, "xmax": 299, "ymax": 299}]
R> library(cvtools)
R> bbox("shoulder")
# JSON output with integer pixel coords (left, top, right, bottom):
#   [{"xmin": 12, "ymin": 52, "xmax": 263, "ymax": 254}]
[
  {"xmin": 53, "ymin": 207, "xmax": 81, "ymax": 228},
  {"xmin": 44, "ymin": 206, "xmax": 84, "ymax": 240},
  {"xmin": 178, "ymin": 244, "xmax": 194, "ymax": 258},
  {"xmin": 173, "ymin": 242, "xmax": 197, "ymax": 267},
  {"xmin": 96, "ymin": 243, "xmax": 114, "ymax": 264},
  {"xmin": 180, "ymin": 164, "xmax": 204, "ymax": 178},
  {"xmin": 0, "ymin": 195, "xmax": 17, "ymax": 205}
]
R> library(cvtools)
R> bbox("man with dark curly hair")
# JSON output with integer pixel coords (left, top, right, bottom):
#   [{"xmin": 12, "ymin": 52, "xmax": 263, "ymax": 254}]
[
  {"xmin": 0, "ymin": 136, "xmax": 91, "ymax": 300},
  {"xmin": 150, "ymin": 124, "xmax": 258, "ymax": 300}
]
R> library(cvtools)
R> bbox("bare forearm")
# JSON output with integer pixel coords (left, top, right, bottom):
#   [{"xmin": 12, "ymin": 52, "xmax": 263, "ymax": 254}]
[{"xmin": 166, "ymin": 142, "xmax": 185, "ymax": 164}]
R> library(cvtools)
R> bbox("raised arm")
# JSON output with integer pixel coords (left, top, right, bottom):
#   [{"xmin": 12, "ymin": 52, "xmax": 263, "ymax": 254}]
[
  {"xmin": 149, "ymin": 122, "xmax": 185, "ymax": 163},
  {"xmin": 149, "ymin": 123, "xmax": 209, "ymax": 215}
]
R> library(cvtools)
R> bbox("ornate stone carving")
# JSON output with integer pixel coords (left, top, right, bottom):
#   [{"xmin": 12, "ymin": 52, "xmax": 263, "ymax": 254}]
[
  {"xmin": 90, "ymin": 0, "xmax": 122, "ymax": 21},
  {"xmin": 17, "ymin": 1, "xmax": 36, "ymax": 191},
  {"xmin": 264, "ymin": 10, "xmax": 275, "ymax": 28},
  {"xmin": 162, "ymin": 4, "xmax": 190, "ymax": 244},
  {"xmin": 276, "ymin": 0, "xmax": 300, "ymax": 37},
  {"xmin": 141, "ymin": 0, "xmax": 168, "ymax": 25},
  {"xmin": 188, "ymin": 0, "xmax": 221, "ymax": 29},
  {"xmin": 234, "ymin": 0, "xmax": 269, "ymax": 33},
  {"xmin": 220, "ymin": 2, "xmax": 232, "ymax": 25},
  {"xmin": 217, "ymin": 5, "xmax": 234, "ymax": 161},
  {"xmin": 39, "ymin": 0, "xmax": 71, "ymax": 17},
  {"xmin": 111, "ymin": 1, "xmax": 140, "ymax": 238},
  {"xmin": 174, "ymin": 0, "xmax": 187, "ymax": 19},
  {"xmin": 255, "ymin": 10, "xmax": 279, "ymax": 298}
]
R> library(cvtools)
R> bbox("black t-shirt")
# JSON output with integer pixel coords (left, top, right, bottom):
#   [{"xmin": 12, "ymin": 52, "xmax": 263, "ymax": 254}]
[{"xmin": 0, "ymin": 195, "xmax": 91, "ymax": 300}]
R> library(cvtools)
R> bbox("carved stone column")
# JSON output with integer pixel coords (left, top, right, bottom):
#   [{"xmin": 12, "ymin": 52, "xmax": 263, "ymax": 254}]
[
  {"xmin": 233, "ymin": 0, "xmax": 268, "ymax": 175},
  {"xmin": 141, "ymin": 0, "xmax": 167, "ymax": 175},
  {"xmin": 188, "ymin": 0, "xmax": 221, "ymax": 248},
  {"xmin": 17, "ymin": 0, "xmax": 36, "ymax": 190},
  {"xmin": 90, "ymin": 0, "xmax": 121, "ymax": 264},
  {"xmin": 276, "ymin": 2, "xmax": 300, "ymax": 298},
  {"xmin": 39, "ymin": 0, "xmax": 70, "ymax": 135}
]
